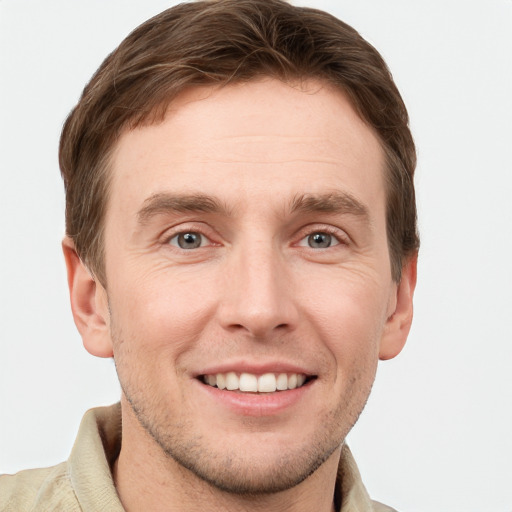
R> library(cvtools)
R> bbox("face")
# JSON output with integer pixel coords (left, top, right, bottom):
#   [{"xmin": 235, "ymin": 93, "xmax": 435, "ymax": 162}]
[{"xmin": 88, "ymin": 79, "xmax": 409, "ymax": 493}]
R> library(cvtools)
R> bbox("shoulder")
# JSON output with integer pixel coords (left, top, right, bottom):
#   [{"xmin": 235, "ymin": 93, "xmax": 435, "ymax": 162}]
[
  {"xmin": 372, "ymin": 499, "xmax": 399, "ymax": 512},
  {"xmin": 0, "ymin": 462, "xmax": 81, "ymax": 512}
]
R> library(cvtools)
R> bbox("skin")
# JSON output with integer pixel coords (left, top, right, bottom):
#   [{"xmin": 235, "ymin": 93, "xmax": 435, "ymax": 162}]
[{"xmin": 63, "ymin": 78, "xmax": 416, "ymax": 511}]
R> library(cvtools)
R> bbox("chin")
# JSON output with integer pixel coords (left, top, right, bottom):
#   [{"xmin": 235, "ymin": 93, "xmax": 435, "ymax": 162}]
[
  {"xmin": 160, "ymin": 434, "xmax": 341, "ymax": 495},
  {"xmin": 122, "ymin": 385, "xmax": 345, "ymax": 495}
]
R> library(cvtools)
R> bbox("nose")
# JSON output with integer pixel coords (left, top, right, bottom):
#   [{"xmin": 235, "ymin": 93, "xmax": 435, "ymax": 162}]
[{"xmin": 217, "ymin": 242, "xmax": 299, "ymax": 338}]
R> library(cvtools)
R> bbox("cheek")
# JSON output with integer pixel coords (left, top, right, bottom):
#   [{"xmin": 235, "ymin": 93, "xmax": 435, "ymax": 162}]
[
  {"xmin": 108, "ymin": 269, "xmax": 218, "ymax": 362},
  {"xmin": 301, "ymin": 273, "xmax": 389, "ymax": 366}
]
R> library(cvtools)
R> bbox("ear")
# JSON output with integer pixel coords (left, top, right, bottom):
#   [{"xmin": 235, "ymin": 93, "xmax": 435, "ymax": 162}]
[
  {"xmin": 62, "ymin": 237, "xmax": 113, "ymax": 358},
  {"xmin": 379, "ymin": 253, "xmax": 418, "ymax": 360}
]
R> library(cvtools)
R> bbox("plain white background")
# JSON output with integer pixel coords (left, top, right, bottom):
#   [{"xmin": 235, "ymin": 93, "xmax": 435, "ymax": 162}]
[{"xmin": 0, "ymin": 1, "xmax": 511, "ymax": 511}]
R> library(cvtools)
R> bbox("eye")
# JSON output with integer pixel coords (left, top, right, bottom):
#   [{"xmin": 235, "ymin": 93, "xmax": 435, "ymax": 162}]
[
  {"xmin": 169, "ymin": 232, "xmax": 206, "ymax": 249},
  {"xmin": 298, "ymin": 231, "xmax": 341, "ymax": 249}
]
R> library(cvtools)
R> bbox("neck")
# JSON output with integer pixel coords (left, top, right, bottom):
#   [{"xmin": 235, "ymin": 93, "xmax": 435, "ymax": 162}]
[{"xmin": 113, "ymin": 403, "xmax": 340, "ymax": 512}]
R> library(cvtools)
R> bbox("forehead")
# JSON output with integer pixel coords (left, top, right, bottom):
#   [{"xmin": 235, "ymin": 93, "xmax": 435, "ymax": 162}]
[{"xmin": 108, "ymin": 78, "xmax": 385, "ymax": 216}]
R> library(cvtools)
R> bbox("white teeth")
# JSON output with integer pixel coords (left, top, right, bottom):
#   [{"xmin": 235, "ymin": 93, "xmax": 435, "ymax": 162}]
[
  {"xmin": 216, "ymin": 373, "xmax": 226, "ymax": 390},
  {"xmin": 258, "ymin": 373, "xmax": 277, "ymax": 392},
  {"xmin": 239, "ymin": 373, "xmax": 258, "ymax": 392},
  {"xmin": 203, "ymin": 372, "xmax": 309, "ymax": 393},
  {"xmin": 225, "ymin": 372, "xmax": 239, "ymax": 390},
  {"xmin": 276, "ymin": 373, "xmax": 288, "ymax": 390}
]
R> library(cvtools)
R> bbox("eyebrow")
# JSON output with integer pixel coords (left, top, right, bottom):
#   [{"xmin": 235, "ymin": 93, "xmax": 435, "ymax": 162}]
[
  {"xmin": 137, "ymin": 193, "xmax": 232, "ymax": 225},
  {"xmin": 137, "ymin": 190, "xmax": 370, "ymax": 225},
  {"xmin": 290, "ymin": 192, "xmax": 370, "ymax": 222}
]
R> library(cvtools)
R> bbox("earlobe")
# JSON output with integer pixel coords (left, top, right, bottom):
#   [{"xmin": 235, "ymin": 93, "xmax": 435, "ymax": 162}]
[
  {"xmin": 62, "ymin": 237, "xmax": 113, "ymax": 358},
  {"xmin": 379, "ymin": 253, "xmax": 418, "ymax": 360}
]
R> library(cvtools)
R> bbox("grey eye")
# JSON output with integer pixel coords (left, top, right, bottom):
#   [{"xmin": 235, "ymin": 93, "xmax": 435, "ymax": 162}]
[
  {"xmin": 307, "ymin": 232, "xmax": 333, "ymax": 248},
  {"xmin": 170, "ymin": 232, "xmax": 204, "ymax": 249}
]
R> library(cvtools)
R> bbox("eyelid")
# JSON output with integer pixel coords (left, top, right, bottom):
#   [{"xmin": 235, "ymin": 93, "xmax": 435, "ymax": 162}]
[
  {"xmin": 294, "ymin": 224, "xmax": 350, "ymax": 247},
  {"xmin": 160, "ymin": 222, "xmax": 219, "ymax": 247},
  {"xmin": 168, "ymin": 232, "xmax": 207, "ymax": 249}
]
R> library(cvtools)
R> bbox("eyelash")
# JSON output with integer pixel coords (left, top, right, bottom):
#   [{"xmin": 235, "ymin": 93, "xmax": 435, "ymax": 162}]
[
  {"xmin": 162, "ymin": 224, "xmax": 216, "ymax": 250},
  {"xmin": 162, "ymin": 223, "xmax": 349, "ymax": 252},
  {"xmin": 295, "ymin": 225, "xmax": 349, "ymax": 249},
  {"xmin": 168, "ymin": 231, "xmax": 209, "ymax": 249}
]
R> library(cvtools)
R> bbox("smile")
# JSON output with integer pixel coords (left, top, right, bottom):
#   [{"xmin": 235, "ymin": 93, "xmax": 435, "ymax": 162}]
[{"xmin": 200, "ymin": 372, "xmax": 312, "ymax": 393}]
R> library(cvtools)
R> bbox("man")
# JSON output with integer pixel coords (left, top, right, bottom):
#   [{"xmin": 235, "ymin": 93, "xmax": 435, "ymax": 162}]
[{"xmin": 0, "ymin": 0, "xmax": 418, "ymax": 510}]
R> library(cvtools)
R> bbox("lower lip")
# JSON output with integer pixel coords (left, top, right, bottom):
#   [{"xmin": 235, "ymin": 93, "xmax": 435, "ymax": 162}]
[{"xmin": 196, "ymin": 380, "xmax": 313, "ymax": 417}]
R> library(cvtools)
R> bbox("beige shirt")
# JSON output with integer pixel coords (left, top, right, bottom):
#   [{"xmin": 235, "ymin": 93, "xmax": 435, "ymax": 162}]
[{"xmin": 0, "ymin": 404, "xmax": 396, "ymax": 511}]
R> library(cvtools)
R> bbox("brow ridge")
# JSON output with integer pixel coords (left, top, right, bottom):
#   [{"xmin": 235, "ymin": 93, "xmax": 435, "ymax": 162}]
[
  {"xmin": 290, "ymin": 192, "xmax": 370, "ymax": 221},
  {"xmin": 137, "ymin": 192, "xmax": 230, "ymax": 224},
  {"xmin": 137, "ymin": 191, "xmax": 370, "ymax": 226}
]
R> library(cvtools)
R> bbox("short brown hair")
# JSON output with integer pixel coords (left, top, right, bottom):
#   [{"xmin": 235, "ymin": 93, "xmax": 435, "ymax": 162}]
[{"xmin": 59, "ymin": 0, "xmax": 419, "ymax": 284}]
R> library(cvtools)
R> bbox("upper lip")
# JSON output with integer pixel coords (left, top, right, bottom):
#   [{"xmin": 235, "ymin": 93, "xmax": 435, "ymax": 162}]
[{"xmin": 193, "ymin": 360, "xmax": 315, "ymax": 378}]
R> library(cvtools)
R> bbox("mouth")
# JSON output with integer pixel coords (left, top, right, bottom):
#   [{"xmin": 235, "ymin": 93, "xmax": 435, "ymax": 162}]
[{"xmin": 199, "ymin": 372, "xmax": 315, "ymax": 393}]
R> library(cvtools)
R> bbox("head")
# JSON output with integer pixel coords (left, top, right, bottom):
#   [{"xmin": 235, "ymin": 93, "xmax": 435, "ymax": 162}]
[
  {"xmin": 61, "ymin": 0, "xmax": 418, "ymax": 498},
  {"xmin": 60, "ymin": 0, "xmax": 418, "ymax": 287}
]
